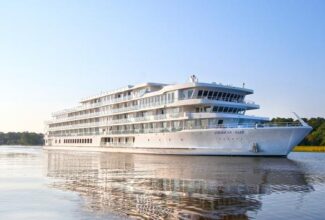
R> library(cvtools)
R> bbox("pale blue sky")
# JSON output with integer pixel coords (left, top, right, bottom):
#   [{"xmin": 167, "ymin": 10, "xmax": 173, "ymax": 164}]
[{"xmin": 0, "ymin": 0, "xmax": 324, "ymax": 132}]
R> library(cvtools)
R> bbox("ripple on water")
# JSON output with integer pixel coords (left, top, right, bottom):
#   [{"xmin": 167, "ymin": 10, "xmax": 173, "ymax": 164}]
[{"xmin": 1, "ymin": 146, "xmax": 325, "ymax": 219}]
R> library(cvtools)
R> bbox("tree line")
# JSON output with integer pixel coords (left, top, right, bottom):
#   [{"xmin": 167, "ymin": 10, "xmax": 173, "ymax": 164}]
[
  {"xmin": 0, "ymin": 132, "xmax": 44, "ymax": 146},
  {"xmin": 271, "ymin": 117, "xmax": 325, "ymax": 146}
]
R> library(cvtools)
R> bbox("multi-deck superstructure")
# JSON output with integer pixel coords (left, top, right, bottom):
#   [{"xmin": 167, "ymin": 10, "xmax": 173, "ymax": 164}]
[{"xmin": 44, "ymin": 76, "xmax": 312, "ymax": 156}]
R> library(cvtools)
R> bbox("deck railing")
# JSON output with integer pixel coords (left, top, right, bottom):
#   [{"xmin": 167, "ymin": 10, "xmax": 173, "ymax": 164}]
[
  {"xmin": 48, "ymin": 122, "xmax": 304, "ymax": 137},
  {"xmin": 49, "ymin": 99, "xmax": 175, "ymax": 124},
  {"xmin": 47, "ymin": 112, "xmax": 187, "ymax": 131}
]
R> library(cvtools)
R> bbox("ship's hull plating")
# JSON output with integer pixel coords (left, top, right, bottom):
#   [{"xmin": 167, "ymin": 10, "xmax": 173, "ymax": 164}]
[{"xmin": 44, "ymin": 126, "xmax": 312, "ymax": 157}]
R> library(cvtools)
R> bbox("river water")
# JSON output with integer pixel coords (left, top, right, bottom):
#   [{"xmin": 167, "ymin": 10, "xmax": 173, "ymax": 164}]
[{"xmin": 0, "ymin": 146, "xmax": 325, "ymax": 219}]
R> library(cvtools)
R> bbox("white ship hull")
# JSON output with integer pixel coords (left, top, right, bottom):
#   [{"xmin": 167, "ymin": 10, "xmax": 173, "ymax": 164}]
[{"xmin": 44, "ymin": 126, "xmax": 312, "ymax": 156}]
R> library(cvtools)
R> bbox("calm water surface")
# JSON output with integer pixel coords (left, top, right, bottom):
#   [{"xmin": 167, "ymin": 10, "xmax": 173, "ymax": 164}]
[{"xmin": 1, "ymin": 146, "xmax": 325, "ymax": 219}]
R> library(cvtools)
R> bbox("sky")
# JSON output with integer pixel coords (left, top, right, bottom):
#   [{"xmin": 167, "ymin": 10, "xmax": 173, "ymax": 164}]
[{"xmin": 0, "ymin": 0, "xmax": 324, "ymax": 133}]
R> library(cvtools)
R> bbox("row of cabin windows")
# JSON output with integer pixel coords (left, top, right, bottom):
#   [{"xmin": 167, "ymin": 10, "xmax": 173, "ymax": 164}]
[
  {"xmin": 139, "ymin": 93, "xmax": 174, "ymax": 106},
  {"xmin": 100, "ymin": 91, "xmax": 132, "ymax": 102},
  {"xmin": 49, "ymin": 118, "xmax": 99, "ymax": 128},
  {"xmin": 195, "ymin": 106, "xmax": 246, "ymax": 114},
  {"xmin": 103, "ymin": 137, "xmax": 135, "ymax": 143},
  {"xmin": 63, "ymin": 139, "xmax": 93, "ymax": 144},
  {"xmin": 212, "ymin": 106, "xmax": 245, "ymax": 114},
  {"xmin": 197, "ymin": 90, "xmax": 244, "ymax": 102},
  {"xmin": 67, "ymin": 109, "xmax": 100, "ymax": 119}
]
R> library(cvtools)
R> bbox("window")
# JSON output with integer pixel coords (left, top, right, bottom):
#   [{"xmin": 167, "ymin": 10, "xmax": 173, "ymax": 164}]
[
  {"xmin": 218, "ymin": 120, "xmax": 223, "ymax": 125},
  {"xmin": 212, "ymin": 91, "xmax": 218, "ymax": 99},
  {"xmin": 187, "ymin": 89, "xmax": 193, "ymax": 98},
  {"xmin": 203, "ymin": 90, "xmax": 208, "ymax": 97},
  {"xmin": 197, "ymin": 90, "xmax": 203, "ymax": 98},
  {"xmin": 208, "ymin": 91, "xmax": 213, "ymax": 99}
]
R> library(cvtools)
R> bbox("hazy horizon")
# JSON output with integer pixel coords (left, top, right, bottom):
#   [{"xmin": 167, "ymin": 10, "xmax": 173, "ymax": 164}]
[{"xmin": 0, "ymin": 1, "xmax": 324, "ymax": 133}]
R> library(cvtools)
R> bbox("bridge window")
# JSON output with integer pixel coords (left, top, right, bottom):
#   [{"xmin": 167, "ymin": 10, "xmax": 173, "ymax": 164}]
[
  {"xmin": 203, "ymin": 90, "xmax": 208, "ymax": 97},
  {"xmin": 197, "ymin": 90, "xmax": 203, "ymax": 98},
  {"xmin": 208, "ymin": 91, "xmax": 213, "ymax": 99}
]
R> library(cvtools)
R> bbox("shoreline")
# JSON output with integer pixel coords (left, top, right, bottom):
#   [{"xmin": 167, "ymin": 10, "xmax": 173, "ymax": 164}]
[{"xmin": 293, "ymin": 146, "xmax": 325, "ymax": 152}]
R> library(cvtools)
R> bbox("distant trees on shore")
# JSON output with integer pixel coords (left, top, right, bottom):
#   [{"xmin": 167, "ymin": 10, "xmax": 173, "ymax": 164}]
[
  {"xmin": 271, "ymin": 117, "xmax": 325, "ymax": 146},
  {"xmin": 0, "ymin": 132, "xmax": 44, "ymax": 146}
]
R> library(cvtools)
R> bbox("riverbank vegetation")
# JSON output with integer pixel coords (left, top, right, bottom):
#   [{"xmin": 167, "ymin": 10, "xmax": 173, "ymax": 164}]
[
  {"xmin": 294, "ymin": 146, "xmax": 325, "ymax": 152},
  {"xmin": 271, "ymin": 117, "xmax": 325, "ymax": 146},
  {"xmin": 0, "ymin": 132, "xmax": 44, "ymax": 146}
]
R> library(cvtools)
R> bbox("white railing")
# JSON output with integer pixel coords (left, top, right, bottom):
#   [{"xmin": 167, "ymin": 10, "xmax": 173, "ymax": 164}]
[
  {"xmin": 49, "ymin": 96, "xmax": 259, "ymax": 124},
  {"xmin": 47, "ymin": 112, "xmax": 187, "ymax": 131},
  {"xmin": 52, "ymin": 94, "xmax": 141, "ymax": 117},
  {"xmin": 104, "ymin": 122, "xmax": 303, "ymax": 135},
  {"xmin": 48, "ymin": 122, "xmax": 304, "ymax": 137},
  {"xmin": 48, "ymin": 99, "xmax": 175, "ymax": 124}
]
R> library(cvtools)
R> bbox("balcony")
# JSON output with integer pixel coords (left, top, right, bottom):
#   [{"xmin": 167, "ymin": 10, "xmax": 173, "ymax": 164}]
[
  {"xmin": 47, "ymin": 112, "xmax": 187, "ymax": 131},
  {"xmin": 48, "ymin": 98, "xmax": 175, "ymax": 124}
]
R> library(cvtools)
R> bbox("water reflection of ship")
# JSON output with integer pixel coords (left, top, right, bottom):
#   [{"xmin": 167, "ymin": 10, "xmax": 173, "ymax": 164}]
[{"xmin": 45, "ymin": 151, "xmax": 313, "ymax": 219}]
